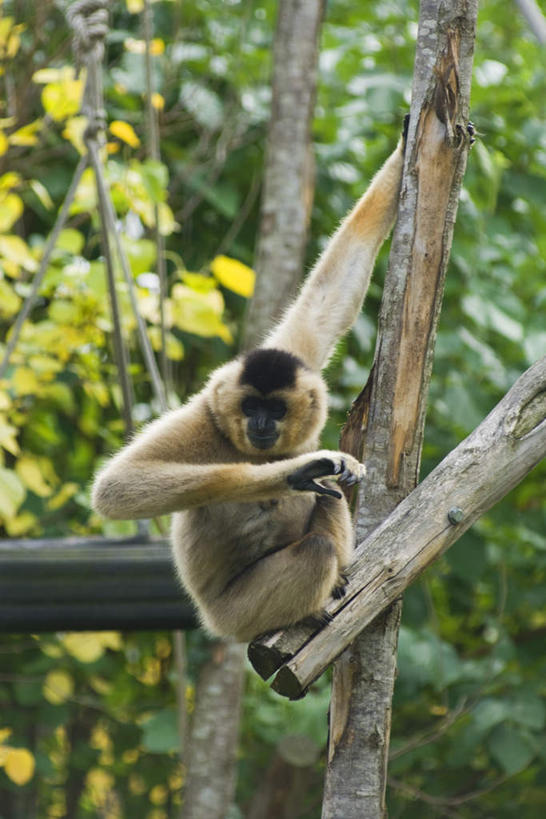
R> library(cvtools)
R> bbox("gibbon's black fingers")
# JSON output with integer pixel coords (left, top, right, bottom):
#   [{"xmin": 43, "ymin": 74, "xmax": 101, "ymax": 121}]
[
  {"xmin": 287, "ymin": 457, "xmax": 344, "ymax": 499},
  {"xmin": 332, "ymin": 570, "xmax": 350, "ymax": 599}
]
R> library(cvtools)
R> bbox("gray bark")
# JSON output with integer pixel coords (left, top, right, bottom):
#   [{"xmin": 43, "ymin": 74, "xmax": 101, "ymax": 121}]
[
  {"xmin": 322, "ymin": 4, "xmax": 479, "ymax": 815},
  {"xmin": 183, "ymin": 641, "xmax": 246, "ymax": 819},
  {"xmin": 244, "ymin": 0, "xmax": 325, "ymax": 348}
]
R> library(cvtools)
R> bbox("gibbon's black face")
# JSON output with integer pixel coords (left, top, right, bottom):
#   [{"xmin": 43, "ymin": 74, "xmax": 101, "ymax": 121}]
[
  {"xmin": 209, "ymin": 347, "xmax": 328, "ymax": 456},
  {"xmin": 241, "ymin": 394, "xmax": 287, "ymax": 450},
  {"xmin": 239, "ymin": 349, "xmax": 299, "ymax": 450}
]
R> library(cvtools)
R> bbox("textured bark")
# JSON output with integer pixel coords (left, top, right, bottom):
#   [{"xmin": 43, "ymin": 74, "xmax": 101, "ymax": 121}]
[
  {"xmin": 183, "ymin": 641, "xmax": 246, "ymax": 819},
  {"xmin": 323, "ymin": 4, "xmax": 478, "ymax": 816},
  {"xmin": 244, "ymin": 0, "xmax": 325, "ymax": 348},
  {"xmin": 248, "ymin": 354, "xmax": 546, "ymax": 696}
]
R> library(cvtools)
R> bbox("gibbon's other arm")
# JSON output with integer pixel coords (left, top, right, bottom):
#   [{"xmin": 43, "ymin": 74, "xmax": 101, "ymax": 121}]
[
  {"xmin": 264, "ymin": 137, "xmax": 405, "ymax": 371},
  {"xmin": 92, "ymin": 395, "xmax": 363, "ymax": 520}
]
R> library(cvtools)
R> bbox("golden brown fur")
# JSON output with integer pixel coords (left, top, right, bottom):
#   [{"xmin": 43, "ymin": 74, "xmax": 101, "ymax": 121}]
[{"xmin": 92, "ymin": 136, "xmax": 404, "ymax": 641}]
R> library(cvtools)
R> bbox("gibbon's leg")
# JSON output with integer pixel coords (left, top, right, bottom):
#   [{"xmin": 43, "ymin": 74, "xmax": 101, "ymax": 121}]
[{"xmin": 210, "ymin": 533, "xmax": 341, "ymax": 641}]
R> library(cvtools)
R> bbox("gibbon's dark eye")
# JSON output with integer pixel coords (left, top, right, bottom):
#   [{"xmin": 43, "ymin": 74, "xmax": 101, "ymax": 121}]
[
  {"xmin": 266, "ymin": 398, "xmax": 287, "ymax": 419},
  {"xmin": 241, "ymin": 396, "xmax": 261, "ymax": 417}
]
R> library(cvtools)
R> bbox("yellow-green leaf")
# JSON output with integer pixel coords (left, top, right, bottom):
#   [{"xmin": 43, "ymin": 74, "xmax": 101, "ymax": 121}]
[
  {"xmin": 9, "ymin": 119, "xmax": 41, "ymax": 147},
  {"xmin": 4, "ymin": 749, "xmax": 35, "ymax": 786},
  {"xmin": 0, "ymin": 727, "xmax": 12, "ymax": 743},
  {"xmin": 61, "ymin": 632, "xmax": 121, "ymax": 663},
  {"xmin": 210, "ymin": 255, "xmax": 255, "ymax": 298},
  {"xmin": 56, "ymin": 228, "xmax": 84, "ymax": 255},
  {"xmin": 42, "ymin": 79, "xmax": 83, "ymax": 122},
  {"xmin": 0, "ymin": 171, "xmax": 21, "ymax": 190},
  {"xmin": 0, "ymin": 467, "xmax": 25, "ymax": 519},
  {"xmin": 33, "ymin": 66, "xmax": 77, "ymax": 84},
  {"xmin": 12, "ymin": 367, "xmax": 40, "ymax": 396},
  {"xmin": 43, "ymin": 670, "xmax": 74, "ymax": 704},
  {"xmin": 0, "ymin": 193, "xmax": 23, "ymax": 232},
  {"xmin": 62, "ymin": 115, "xmax": 87, "ymax": 155},
  {"xmin": 0, "ymin": 418, "xmax": 20, "ymax": 456},
  {"xmin": 126, "ymin": 0, "xmax": 144, "ymax": 12},
  {"xmin": 4, "ymin": 511, "xmax": 36, "ymax": 537},
  {"xmin": 0, "ymin": 131, "xmax": 8, "ymax": 157},
  {"xmin": 47, "ymin": 482, "xmax": 79, "ymax": 511},
  {"xmin": 0, "ymin": 235, "xmax": 38, "ymax": 272},
  {"xmin": 15, "ymin": 456, "xmax": 53, "ymax": 498},
  {"xmin": 147, "ymin": 327, "xmax": 184, "ymax": 361},
  {"xmin": 0, "ymin": 279, "xmax": 21, "ymax": 318},
  {"xmin": 110, "ymin": 120, "xmax": 141, "ymax": 148},
  {"xmin": 170, "ymin": 284, "xmax": 232, "ymax": 344},
  {"xmin": 29, "ymin": 179, "xmax": 53, "ymax": 210}
]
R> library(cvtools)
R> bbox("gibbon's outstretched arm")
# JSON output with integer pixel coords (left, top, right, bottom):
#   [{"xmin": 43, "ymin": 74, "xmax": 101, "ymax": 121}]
[
  {"xmin": 264, "ymin": 137, "xmax": 405, "ymax": 371},
  {"xmin": 92, "ymin": 395, "xmax": 363, "ymax": 520}
]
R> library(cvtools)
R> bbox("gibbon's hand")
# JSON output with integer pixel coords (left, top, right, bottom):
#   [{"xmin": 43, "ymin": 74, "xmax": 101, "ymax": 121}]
[{"xmin": 287, "ymin": 451, "xmax": 365, "ymax": 499}]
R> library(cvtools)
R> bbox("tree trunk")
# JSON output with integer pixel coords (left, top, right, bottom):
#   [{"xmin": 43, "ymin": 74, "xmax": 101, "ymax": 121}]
[
  {"xmin": 183, "ymin": 2, "xmax": 325, "ymax": 816},
  {"xmin": 183, "ymin": 641, "xmax": 246, "ymax": 819},
  {"xmin": 244, "ymin": 0, "xmax": 325, "ymax": 348},
  {"xmin": 322, "ymin": 2, "xmax": 479, "ymax": 816}
]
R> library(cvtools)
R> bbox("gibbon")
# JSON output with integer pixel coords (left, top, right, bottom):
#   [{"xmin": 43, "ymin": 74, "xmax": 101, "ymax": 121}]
[{"xmin": 92, "ymin": 130, "xmax": 405, "ymax": 642}]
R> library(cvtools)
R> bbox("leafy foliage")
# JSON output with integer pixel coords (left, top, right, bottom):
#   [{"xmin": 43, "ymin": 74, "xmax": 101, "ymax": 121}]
[{"xmin": 0, "ymin": 0, "xmax": 544, "ymax": 817}]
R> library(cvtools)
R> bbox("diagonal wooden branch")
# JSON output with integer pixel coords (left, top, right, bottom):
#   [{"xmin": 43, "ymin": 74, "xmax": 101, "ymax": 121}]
[{"xmin": 248, "ymin": 354, "xmax": 546, "ymax": 697}]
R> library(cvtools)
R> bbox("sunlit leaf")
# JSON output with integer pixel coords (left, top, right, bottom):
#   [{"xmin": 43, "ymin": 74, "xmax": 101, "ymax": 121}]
[
  {"xmin": 126, "ymin": 0, "xmax": 144, "ymax": 12},
  {"xmin": 9, "ymin": 120, "xmax": 41, "ymax": 147},
  {"xmin": 4, "ymin": 511, "xmax": 36, "ymax": 536},
  {"xmin": 12, "ymin": 367, "xmax": 40, "ymax": 396},
  {"xmin": 147, "ymin": 327, "xmax": 184, "ymax": 360},
  {"xmin": 169, "ymin": 283, "xmax": 232, "ymax": 343},
  {"xmin": 42, "ymin": 78, "xmax": 83, "ymax": 122},
  {"xmin": 0, "ymin": 419, "xmax": 20, "ymax": 456},
  {"xmin": 43, "ymin": 670, "xmax": 74, "ymax": 705},
  {"xmin": 0, "ymin": 466, "xmax": 25, "ymax": 519},
  {"xmin": 61, "ymin": 632, "xmax": 121, "ymax": 663},
  {"xmin": 62, "ymin": 116, "xmax": 87, "ymax": 155},
  {"xmin": 56, "ymin": 228, "xmax": 85, "ymax": 255},
  {"xmin": 4, "ymin": 748, "xmax": 35, "ymax": 786},
  {"xmin": 0, "ymin": 235, "xmax": 38, "ymax": 272},
  {"xmin": 110, "ymin": 120, "xmax": 141, "ymax": 148},
  {"xmin": 210, "ymin": 255, "xmax": 255, "ymax": 298},
  {"xmin": 15, "ymin": 455, "xmax": 53, "ymax": 498},
  {"xmin": 0, "ymin": 193, "xmax": 23, "ymax": 231},
  {"xmin": 29, "ymin": 179, "xmax": 54, "ymax": 210},
  {"xmin": 0, "ymin": 278, "xmax": 22, "ymax": 317},
  {"xmin": 151, "ymin": 92, "xmax": 164, "ymax": 110},
  {"xmin": 47, "ymin": 482, "xmax": 79, "ymax": 511},
  {"xmin": 0, "ymin": 131, "xmax": 8, "ymax": 156},
  {"xmin": 125, "ymin": 37, "xmax": 164, "ymax": 56}
]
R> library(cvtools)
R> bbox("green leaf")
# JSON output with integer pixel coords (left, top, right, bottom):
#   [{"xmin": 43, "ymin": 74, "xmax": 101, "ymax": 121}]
[
  {"xmin": 0, "ymin": 467, "xmax": 25, "ymax": 519},
  {"xmin": 488, "ymin": 723, "xmax": 536, "ymax": 775},
  {"xmin": 141, "ymin": 709, "xmax": 181, "ymax": 754}
]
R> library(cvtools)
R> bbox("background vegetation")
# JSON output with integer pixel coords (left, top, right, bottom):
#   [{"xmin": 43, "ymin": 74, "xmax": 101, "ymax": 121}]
[{"xmin": 0, "ymin": 0, "xmax": 544, "ymax": 816}]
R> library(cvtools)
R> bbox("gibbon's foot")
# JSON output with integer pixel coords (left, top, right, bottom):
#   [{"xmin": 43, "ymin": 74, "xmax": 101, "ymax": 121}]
[
  {"xmin": 467, "ymin": 121, "xmax": 476, "ymax": 145},
  {"xmin": 287, "ymin": 452, "xmax": 364, "ymax": 499},
  {"xmin": 303, "ymin": 610, "xmax": 334, "ymax": 629},
  {"xmin": 402, "ymin": 112, "xmax": 410, "ymax": 145},
  {"xmin": 332, "ymin": 571, "xmax": 350, "ymax": 599}
]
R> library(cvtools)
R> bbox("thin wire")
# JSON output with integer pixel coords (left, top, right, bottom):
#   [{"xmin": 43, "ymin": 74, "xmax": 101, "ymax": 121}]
[
  {"xmin": 0, "ymin": 155, "xmax": 88, "ymax": 381},
  {"xmin": 143, "ymin": 0, "xmax": 170, "ymax": 395}
]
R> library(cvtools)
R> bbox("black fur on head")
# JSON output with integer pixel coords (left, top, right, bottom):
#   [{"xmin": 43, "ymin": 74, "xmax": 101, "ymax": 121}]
[{"xmin": 240, "ymin": 348, "xmax": 305, "ymax": 395}]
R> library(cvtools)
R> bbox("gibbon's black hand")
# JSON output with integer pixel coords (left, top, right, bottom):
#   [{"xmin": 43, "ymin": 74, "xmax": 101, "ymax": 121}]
[
  {"xmin": 287, "ymin": 456, "xmax": 361, "ymax": 499},
  {"xmin": 332, "ymin": 571, "xmax": 350, "ymax": 599}
]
